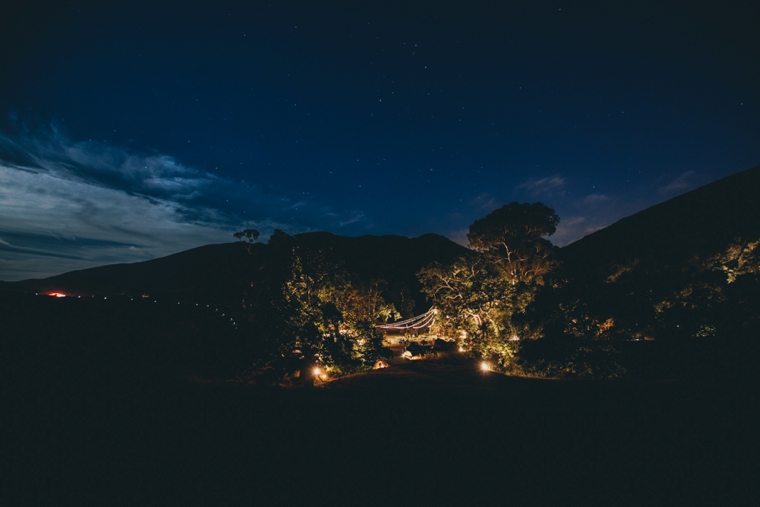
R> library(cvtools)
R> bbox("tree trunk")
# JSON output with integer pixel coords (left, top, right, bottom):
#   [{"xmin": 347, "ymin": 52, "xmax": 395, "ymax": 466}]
[{"xmin": 300, "ymin": 357, "xmax": 314, "ymax": 388}]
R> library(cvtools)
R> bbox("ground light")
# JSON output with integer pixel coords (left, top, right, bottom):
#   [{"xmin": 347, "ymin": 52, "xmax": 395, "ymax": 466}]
[
  {"xmin": 480, "ymin": 361, "xmax": 490, "ymax": 372},
  {"xmin": 313, "ymin": 367, "xmax": 328, "ymax": 381}
]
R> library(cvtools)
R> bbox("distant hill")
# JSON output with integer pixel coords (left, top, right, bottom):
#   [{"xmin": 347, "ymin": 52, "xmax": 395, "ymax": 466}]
[
  {"xmin": 7, "ymin": 165, "xmax": 758, "ymax": 309},
  {"xmin": 561, "ymin": 165, "xmax": 760, "ymax": 277},
  {"xmin": 0, "ymin": 233, "xmax": 470, "ymax": 310},
  {"xmin": 0, "ymin": 242, "xmax": 259, "ymax": 303}
]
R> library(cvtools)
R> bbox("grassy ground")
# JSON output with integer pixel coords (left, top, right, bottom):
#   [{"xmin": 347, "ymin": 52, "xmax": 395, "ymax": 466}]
[{"xmin": 3, "ymin": 293, "xmax": 756, "ymax": 504}]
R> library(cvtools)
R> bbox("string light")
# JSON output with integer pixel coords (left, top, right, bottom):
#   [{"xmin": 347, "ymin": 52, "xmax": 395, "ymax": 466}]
[{"xmin": 376, "ymin": 308, "xmax": 437, "ymax": 331}]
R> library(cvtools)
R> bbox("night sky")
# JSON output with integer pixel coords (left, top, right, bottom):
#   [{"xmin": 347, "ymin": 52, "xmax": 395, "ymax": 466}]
[{"xmin": 1, "ymin": 0, "xmax": 759, "ymax": 280}]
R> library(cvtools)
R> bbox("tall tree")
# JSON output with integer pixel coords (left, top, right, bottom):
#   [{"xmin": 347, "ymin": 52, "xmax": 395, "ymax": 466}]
[
  {"xmin": 233, "ymin": 229, "xmax": 260, "ymax": 242},
  {"xmin": 233, "ymin": 228, "xmax": 261, "ymax": 254},
  {"xmin": 418, "ymin": 256, "xmax": 517, "ymax": 359},
  {"xmin": 418, "ymin": 203, "xmax": 561, "ymax": 370},
  {"xmin": 467, "ymin": 202, "xmax": 559, "ymax": 285},
  {"xmin": 243, "ymin": 230, "xmax": 393, "ymax": 384}
]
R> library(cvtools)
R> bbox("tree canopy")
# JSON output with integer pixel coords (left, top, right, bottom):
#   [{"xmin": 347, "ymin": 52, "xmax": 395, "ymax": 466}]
[
  {"xmin": 467, "ymin": 202, "xmax": 559, "ymax": 285},
  {"xmin": 467, "ymin": 202, "xmax": 559, "ymax": 252},
  {"xmin": 418, "ymin": 202, "xmax": 561, "ymax": 371},
  {"xmin": 240, "ymin": 231, "xmax": 395, "ymax": 384},
  {"xmin": 233, "ymin": 229, "xmax": 260, "ymax": 243}
]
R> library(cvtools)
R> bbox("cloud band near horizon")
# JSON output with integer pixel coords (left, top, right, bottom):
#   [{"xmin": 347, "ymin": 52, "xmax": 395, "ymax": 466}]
[{"xmin": 0, "ymin": 126, "xmax": 368, "ymax": 280}]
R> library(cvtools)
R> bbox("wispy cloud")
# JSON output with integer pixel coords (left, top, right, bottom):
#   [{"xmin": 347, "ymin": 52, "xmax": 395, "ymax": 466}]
[
  {"xmin": 0, "ymin": 163, "xmax": 235, "ymax": 279},
  {"xmin": 550, "ymin": 215, "xmax": 611, "ymax": 247},
  {"xmin": 0, "ymin": 125, "xmax": 368, "ymax": 280},
  {"xmin": 658, "ymin": 170, "xmax": 696, "ymax": 196},
  {"xmin": 516, "ymin": 175, "xmax": 565, "ymax": 198},
  {"xmin": 471, "ymin": 193, "xmax": 498, "ymax": 211},
  {"xmin": 2, "ymin": 128, "xmax": 209, "ymax": 201},
  {"xmin": 444, "ymin": 228, "xmax": 469, "ymax": 247},
  {"xmin": 549, "ymin": 216, "xmax": 586, "ymax": 246},
  {"xmin": 583, "ymin": 193, "xmax": 610, "ymax": 205},
  {"xmin": 338, "ymin": 211, "xmax": 366, "ymax": 227}
]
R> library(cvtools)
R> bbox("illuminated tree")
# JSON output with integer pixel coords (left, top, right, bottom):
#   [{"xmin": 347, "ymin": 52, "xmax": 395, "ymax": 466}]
[
  {"xmin": 342, "ymin": 279, "xmax": 401, "ymax": 324},
  {"xmin": 467, "ymin": 202, "xmax": 559, "ymax": 285},
  {"xmin": 418, "ymin": 256, "xmax": 518, "ymax": 363},
  {"xmin": 518, "ymin": 235, "xmax": 760, "ymax": 379},
  {"xmin": 419, "ymin": 257, "xmax": 507, "ymax": 337},
  {"xmin": 245, "ymin": 231, "xmax": 393, "ymax": 384},
  {"xmin": 650, "ymin": 237, "xmax": 760, "ymax": 376},
  {"xmin": 418, "ymin": 203, "xmax": 561, "ymax": 371},
  {"xmin": 706, "ymin": 237, "xmax": 760, "ymax": 283}
]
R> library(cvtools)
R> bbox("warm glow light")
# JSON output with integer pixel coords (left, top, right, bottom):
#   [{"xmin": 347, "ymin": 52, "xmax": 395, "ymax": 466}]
[
  {"xmin": 458, "ymin": 346, "xmax": 464, "ymax": 352},
  {"xmin": 480, "ymin": 361, "xmax": 490, "ymax": 372},
  {"xmin": 313, "ymin": 367, "xmax": 322, "ymax": 377},
  {"xmin": 48, "ymin": 292, "xmax": 66, "ymax": 298}
]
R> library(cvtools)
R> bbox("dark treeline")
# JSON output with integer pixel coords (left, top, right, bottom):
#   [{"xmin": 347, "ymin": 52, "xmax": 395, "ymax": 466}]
[
  {"xmin": 225, "ymin": 199, "xmax": 760, "ymax": 382},
  {"xmin": 0, "ymin": 293, "xmax": 253, "ymax": 384},
  {"xmin": 520, "ymin": 236, "xmax": 760, "ymax": 379},
  {"xmin": 5, "ymin": 170, "xmax": 759, "ymax": 503},
  {"xmin": 4, "ymin": 290, "xmax": 748, "ymax": 503},
  {"xmin": 4, "ymin": 166, "xmax": 760, "ymax": 384},
  {"xmin": 232, "ymin": 166, "xmax": 760, "ymax": 382}
]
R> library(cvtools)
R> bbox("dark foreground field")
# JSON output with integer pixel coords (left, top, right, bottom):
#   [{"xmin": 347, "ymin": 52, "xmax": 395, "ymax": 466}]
[{"xmin": 3, "ymin": 294, "xmax": 755, "ymax": 504}]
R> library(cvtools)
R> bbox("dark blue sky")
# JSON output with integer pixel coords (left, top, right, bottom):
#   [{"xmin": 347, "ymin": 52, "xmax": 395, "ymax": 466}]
[{"xmin": 1, "ymin": 0, "xmax": 759, "ymax": 280}]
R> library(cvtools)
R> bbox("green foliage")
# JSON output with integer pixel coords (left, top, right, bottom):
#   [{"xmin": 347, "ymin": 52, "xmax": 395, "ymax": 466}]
[
  {"xmin": 518, "ymin": 337, "xmax": 628, "ymax": 379},
  {"xmin": 519, "ymin": 234, "xmax": 760, "ymax": 379},
  {"xmin": 706, "ymin": 237, "xmax": 760, "ymax": 283},
  {"xmin": 392, "ymin": 283, "xmax": 417, "ymax": 318},
  {"xmin": 467, "ymin": 202, "xmax": 560, "ymax": 285},
  {"xmin": 418, "ymin": 202, "xmax": 560, "ymax": 372},
  {"xmin": 647, "ymin": 237, "xmax": 760, "ymax": 376},
  {"xmin": 514, "ymin": 278, "xmax": 632, "ymax": 378},
  {"xmin": 418, "ymin": 256, "xmax": 512, "ymax": 339},
  {"xmin": 242, "ymin": 230, "xmax": 395, "ymax": 382}
]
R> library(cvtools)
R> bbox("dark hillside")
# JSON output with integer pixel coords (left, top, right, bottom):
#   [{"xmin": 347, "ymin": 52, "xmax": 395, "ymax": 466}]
[
  {"xmin": 294, "ymin": 232, "xmax": 473, "ymax": 310},
  {"xmin": 3, "ymin": 290, "xmax": 749, "ymax": 503},
  {"xmin": 1, "ymin": 233, "xmax": 471, "ymax": 310},
  {"xmin": 1, "ymin": 242, "xmax": 262, "ymax": 304},
  {"xmin": 562, "ymin": 165, "xmax": 760, "ymax": 277},
  {"xmin": 526, "ymin": 165, "xmax": 760, "ymax": 378},
  {"xmin": 296, "ymin": 232, "xmax": 471, "ymax": 279}
]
